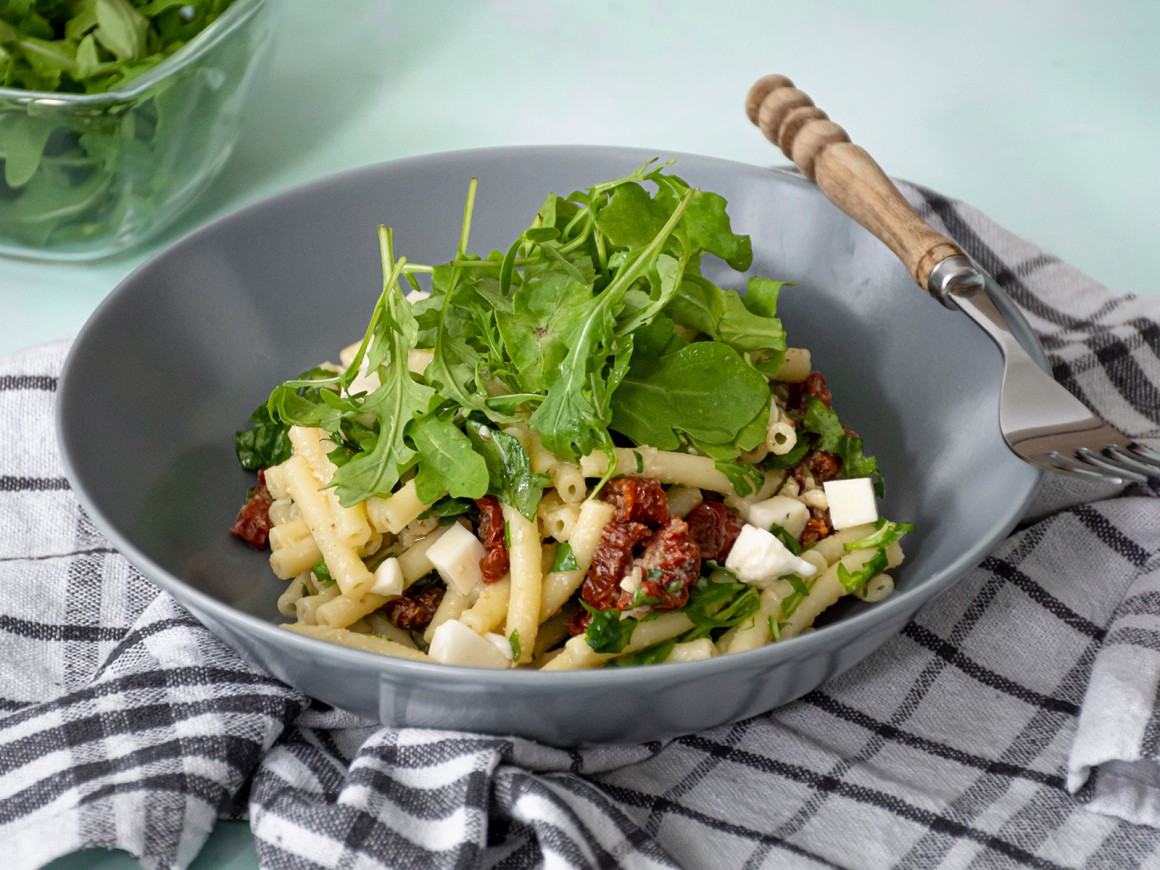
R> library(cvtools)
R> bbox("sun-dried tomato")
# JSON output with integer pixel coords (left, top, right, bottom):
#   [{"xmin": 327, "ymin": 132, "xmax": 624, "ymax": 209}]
[
  {"xmin": 381, "ymin": 584, "xmax": 445, "ymax": 632},
  {"xmin": 799, "ymin": 514, "xmax": 831, "ymax": 548},
  {"xmin": 600, "ymin": 477, "xmax": 669, "ymax": 526},
  {"xmin": 620, "ymin": 517, "xmax": 701, "ymax": 611},
  {"xmin": 475, "ymin": 495, "xmax": 509, "ymax": 583},
  {"xmin": 231, "ymin": 469, "xmax": 274, "ymax": 550},
  {"xmin": 786, "ymin": 371, "xmax": 833, "ymax": 413},
  {"xmin": 810, "ymin": 450, "xmax": 842, "ymax": 484},
  {"xmin": 685, "ymin": 500, "xmax": 745, "ymax": 563},
  {"xmin": 572, "ymin": 515, "xmax": 704, "ymax": 636},
  {"xmin": 581, "ymin": 521, "xmax": 652, "ymax": 613}
]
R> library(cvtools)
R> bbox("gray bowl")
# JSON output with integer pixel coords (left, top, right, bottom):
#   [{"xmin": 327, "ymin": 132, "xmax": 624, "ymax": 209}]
[{"xmin": 57, "ymin": 145, "xmax": 1042, "ymax": 745}]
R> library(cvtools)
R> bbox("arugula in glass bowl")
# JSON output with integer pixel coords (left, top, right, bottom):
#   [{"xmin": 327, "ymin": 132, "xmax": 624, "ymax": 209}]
[{"xmin": 0, "ymin": 0, "xmax": 268, "ymax": 260}]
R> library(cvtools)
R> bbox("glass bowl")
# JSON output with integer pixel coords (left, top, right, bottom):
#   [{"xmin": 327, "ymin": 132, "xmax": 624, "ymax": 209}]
[{"xmin": 0, "ymin": 0, "xmax": 271, "ymax": 262}]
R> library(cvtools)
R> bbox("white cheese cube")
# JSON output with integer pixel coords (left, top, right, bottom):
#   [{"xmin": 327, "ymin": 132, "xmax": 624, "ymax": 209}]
[
  {"xmin": 745, "ymin": 495, "xmax": 810, "ymax": 539},
  {"xmin": 369, "ymin": 556, "xmax": 404, "ymax": 597},
  {"xmin": 427, "ymin": 619, "xmax": 512, "ymax": 669},
  {"xmin": 823, "ymin": 478, "xmax": 878, "ymax": 530},
  {"xmin": 426, "ymin": 522, "xmax": 485, "ymax": 596},
  {"xmin": 725, "ymin": 524, "xmax": 817, "ymax": 585},
  {"xmin": 484, "ymin": 632, "xmax": 516, "ymax": 662}
]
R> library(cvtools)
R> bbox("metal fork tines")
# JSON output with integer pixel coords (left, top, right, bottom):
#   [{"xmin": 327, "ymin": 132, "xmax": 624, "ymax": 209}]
[
  {"xmin": 1013, "ymin": 418, "xmax": 1160, "ymax": 485},
  {"xmin": 930, "ymin": 258, "xmax": 1159, "ymax": 487}
]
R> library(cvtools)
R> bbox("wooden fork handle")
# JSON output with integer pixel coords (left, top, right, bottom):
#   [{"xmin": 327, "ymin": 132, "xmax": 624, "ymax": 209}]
[{"xmin": 746, "ymin": 74, "xmax": 966, "ymax": 295}]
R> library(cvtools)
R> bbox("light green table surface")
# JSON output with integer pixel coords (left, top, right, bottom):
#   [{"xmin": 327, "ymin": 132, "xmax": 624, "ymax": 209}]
[{"xmin": 17, "ymin": 1, "xmax": 1160, "ymax": 866}]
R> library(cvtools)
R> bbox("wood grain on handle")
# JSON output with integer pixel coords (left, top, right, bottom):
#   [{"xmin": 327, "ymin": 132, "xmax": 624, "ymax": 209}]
[{"xmin": 746, "ymin": 74, "xmax": 964, "ymax": 293}]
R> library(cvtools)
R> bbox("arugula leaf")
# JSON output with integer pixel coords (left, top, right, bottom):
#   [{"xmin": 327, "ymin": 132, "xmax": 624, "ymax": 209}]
[
  {"xmin": 419, "ymin": 496, "xmax": 475, "ymax": 521},
  {"xmin": 593, "ymin": 181, "xmax": 670, "ymax": 249},
  {"xmin": 494, "ymin": 254, "xmax": 596, "ymax": 392},
  {"xmin": 527, "ymin": 184, "xmax": 694, "ymax": 460},
  {"xmin": 837, "ymin": 434, "xmax": 881, "ymax": 493},
  {"xmin": 683, "ymin": 192, "xmax": 753, "ymax": 270},
  {"xmin": 838, "ymin": 548, "xmax": 890, "ymax": 593},
  {"xmin": 271, "ymin": 229, "xmax": 439, "ymax": 507},
  {"xmin": 665, "ymin": 274, "xmax": 787, "ymax": 367},
  {"xmin": 843, "ymin": 519, "xmax": 913, "ymax": 552},
  {"xmin": 0, "ymin": 0, "xmax": 236, "ymax": 94},
  {"xmin": 769, "ymin": 523, "xmax": 803, "ymax": 555},
  {"xmin": 549, "ymin": 541, "xmax": 580, "ymax": 572},
  {"xmin": 406, "ymin": 411, "xmax": 489, "ymax": 505},
  {"xmin": 681, "ymin": 575, "xmax": 761, "ymax": 639},
  {"xmin": 778, "ymin": 573, "xmax": 816, "ymax": 623},
  {"xmin": 608, "ymin": 639, "xmax": 676, "ymax": 667},
  {"xmin": 234, "ymin": 402, "xmax": 291, "ymax": 471},
  {"xmin": 582, "ymin": 604, "xmax": 637, "ymax": 654},
  {"xmin": 94, "ymin": 0, "xmax": 149, "ymax": 62},
  {"xmin": 795, "ymin": 396, "xmax": 882, "ymax": 491},
  {"xmin": 311, "ymin": 560, "xmax": 335, "ymax": 588},
  {"xmin": 464, "ymin": 419, "xmax": 550, "ymax": 522},
  {"xmin": 610, "ymin": 340, "xmax": 770, "ymax": 451},
  {"xmin": 802, "ymin": 396, "xmax": 845, "ymax": 452},
  {"xmin": 713, "ymin": 459, "xmax": 766, "ymax": 497}
]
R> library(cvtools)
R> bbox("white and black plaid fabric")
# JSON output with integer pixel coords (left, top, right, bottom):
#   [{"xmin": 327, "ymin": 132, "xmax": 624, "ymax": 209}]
[{"xmin": 3, "ymin": 180, "xmax": 1160, "ymax": 869}]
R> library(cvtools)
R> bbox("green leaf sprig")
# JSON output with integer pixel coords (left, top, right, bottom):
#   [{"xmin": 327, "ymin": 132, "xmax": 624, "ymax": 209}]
[
  {"xmin": 252, "ymin": 161, "xmax": 794, "ymax": 518},
  {"xmin": 0, "ymin": 0, "xmax": 237, "ymax": 95}
]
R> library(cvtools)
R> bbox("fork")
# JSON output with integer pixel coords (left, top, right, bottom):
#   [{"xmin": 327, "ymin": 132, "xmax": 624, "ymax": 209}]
[{"xmin": 745, "ymin": 74, "xmax": 1160, "ymax": 486}]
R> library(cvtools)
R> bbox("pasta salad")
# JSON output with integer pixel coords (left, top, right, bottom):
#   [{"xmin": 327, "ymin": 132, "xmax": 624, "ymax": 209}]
[{"xmin": 231, "ymin": 161, "xmax": 912, "ymax": 670}]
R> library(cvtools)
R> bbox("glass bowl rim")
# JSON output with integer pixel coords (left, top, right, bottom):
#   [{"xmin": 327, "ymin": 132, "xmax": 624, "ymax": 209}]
[{"xmin": 0, "ymin": 0, "xmax": 266, "ymax": 107}]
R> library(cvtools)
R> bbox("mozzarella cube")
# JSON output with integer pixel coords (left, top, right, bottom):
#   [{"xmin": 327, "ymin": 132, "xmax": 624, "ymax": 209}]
[
  {"xmin": 725, "ymin": 524, "xmax": 817, "ymax": 585},
  {"xmin": 427, "ymin": 619, "xmax": 512, "ymax": 669},
  {"xmin": 369, "ymin": 557, "xmax": 405, "ymax": 597},
  {"xmin": 426, "ymin": 522, "xmax": 485, "ymax": 596},
  {"xmin": 823, "ymin": 478, "xmax": 878, "ymax": 530},
  {"xmin": 746, "ymin": 495, "xmax": 810, "ymax": 539},
  {"xmin": 484, "ymin": 632, "xmax": 516, "ymax": 662}
]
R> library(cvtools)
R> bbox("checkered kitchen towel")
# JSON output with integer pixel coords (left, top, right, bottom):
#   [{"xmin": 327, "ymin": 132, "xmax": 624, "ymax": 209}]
[{"xmin": 3, "ymin": 180, "xmax": 1160, "ymax": 869}]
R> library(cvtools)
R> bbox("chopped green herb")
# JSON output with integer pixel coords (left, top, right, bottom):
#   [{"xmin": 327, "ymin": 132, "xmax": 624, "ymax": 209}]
[
  {"xmin": 681, "ymin": 574, "xmax": 761, "ymax": 640},
  {"xmin": 549, "ymin": 541, "xmax": 580, "ymax": 572},
  {"xmin": 311, "ymin": 560, "xmax": 335, "ymax": 587},
  {"xmin": 768, "ymin": 616, "xmax": 782, "ymax": 642},
  {"xmin": 465, "ymin": 419, "xmax": 550, "ymax": 522},
  {"xmin": 843, "ymin": 518, "xmax": 914, "ymax": 553},
  {"xmin": 234, "ymin": 402, "xmax": 291, "ymax": 471},
  {"xmin": 769, "ymin": 523, "xmax": 803, "ymax": 555},
  {"xmin": 609, "ymin": 639, "xmax": 676, "ymax": 667},
  {"xmin": 837, "ymin": 549, "xmax": 890, "ymax": 594},
  {"xmin": 582, "ymin": 604, "xmax": 636, "ymax": 654},
  {"xmin": 509, "ymin": 629, "xmax": 521, "ymax": 661},
  {"xmin": 419, "ymin": 496, "xmax": 475, "ymax": 521},
  {"xmin": 778, "ymin": 574, "xmax": 815, "ymax": 623}
]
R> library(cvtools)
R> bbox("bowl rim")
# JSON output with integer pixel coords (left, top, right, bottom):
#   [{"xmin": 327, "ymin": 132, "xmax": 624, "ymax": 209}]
[
  {"xmin": 0, "ymin": 0, "xmax": 265, "ymax": 106},
  {"xmin": 56, "ymin": 143, "xmax": 1046, "ymax": 689}
]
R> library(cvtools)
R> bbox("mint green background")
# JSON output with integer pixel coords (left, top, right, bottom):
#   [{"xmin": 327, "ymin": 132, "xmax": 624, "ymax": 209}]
[{"xmin": 20, "ymin": 0, "xmax": 1160, "ymax": 865}]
